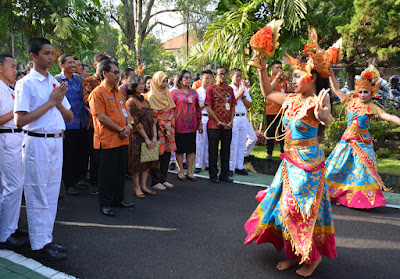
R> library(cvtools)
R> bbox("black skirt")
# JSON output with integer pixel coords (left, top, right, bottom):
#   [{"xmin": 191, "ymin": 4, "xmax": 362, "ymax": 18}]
[{"xmin": 175, "ymin": 132, "xmax": 196, "ymax": 154}]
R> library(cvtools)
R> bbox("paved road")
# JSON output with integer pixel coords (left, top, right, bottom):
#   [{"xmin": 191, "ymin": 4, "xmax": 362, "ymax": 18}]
[{"xmin": 15, "ymin": 175, "xmax": 400, "ymax": 279}]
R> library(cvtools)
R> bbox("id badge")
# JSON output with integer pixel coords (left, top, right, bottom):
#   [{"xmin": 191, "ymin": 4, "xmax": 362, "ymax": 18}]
[
  {"xmin": 188, "ymin": 96, "xmax": 193, "ymax": 103},
  {"xmin": 225, "ymin": 102, "xmax": 230, "ymax": 111},
  {"xmin": 122, "ymin": 108, "xmax": 128, "ymax": 117},
  {"xmin": 281, "ymin": 88, "xmax": 285, "ymax": 93}
]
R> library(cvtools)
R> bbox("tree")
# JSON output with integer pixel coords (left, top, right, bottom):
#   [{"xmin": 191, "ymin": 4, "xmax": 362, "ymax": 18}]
[
  {"xmin": 105, "ymin": 0, "xmax": 217, "ymax": 65},
  {"xmin": 186, "ymin": 0, "xmax": 307, "ymax": 72},
  {"xmin": 337, "ymin": 0, "xmax": 400, "ymax": 68}
]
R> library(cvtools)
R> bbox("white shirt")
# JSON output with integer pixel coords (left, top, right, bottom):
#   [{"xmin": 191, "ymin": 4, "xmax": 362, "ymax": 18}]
[
  {"xmin": 196, "ymin": 86, "xmax": 208, "ymax": 115},
  {"xmin": 14, "ymin": 69, "xmax": 71, "ymax": 133},
  {"xmin": 229, "ymin": 83, "xmax": 252, "ymax": 115},
  {"xmin": 0, "ymin": 79, "xmax": 17, "ymax": 129}
]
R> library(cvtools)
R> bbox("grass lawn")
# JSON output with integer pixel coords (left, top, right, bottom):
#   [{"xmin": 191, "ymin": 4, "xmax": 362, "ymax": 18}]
[{"xmin": 250, "ymin": 145, "xmax": 400, "ymax": 175}]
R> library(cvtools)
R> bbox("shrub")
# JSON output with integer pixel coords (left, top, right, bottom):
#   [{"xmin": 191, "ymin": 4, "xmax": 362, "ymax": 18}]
[{"xmin": 376, "ymin": 149, "xmax": 390, "ymax": 159}]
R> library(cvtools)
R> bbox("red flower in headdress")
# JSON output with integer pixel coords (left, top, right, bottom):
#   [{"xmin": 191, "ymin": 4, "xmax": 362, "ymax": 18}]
[
  {"xmin": 363, "ymin": 72, "xmax": 372, "ymax": 80},
  {"xmin": 303, "ymin": 42, "xmax": 314, "ymax": 54}
]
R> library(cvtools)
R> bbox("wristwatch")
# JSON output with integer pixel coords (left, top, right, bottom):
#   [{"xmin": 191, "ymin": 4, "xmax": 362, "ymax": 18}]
[
  {"xmin": 128, "ymin": 124, "xmax": 133, "ymax": 130},
  {"xmin": 217, "ymin": 121, "xmax": 222, "ymax": 127}
]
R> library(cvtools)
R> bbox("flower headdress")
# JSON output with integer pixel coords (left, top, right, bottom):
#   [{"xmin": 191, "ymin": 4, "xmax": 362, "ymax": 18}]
[
  {"xmin": 286, "ymin": 29, "xmax": 342, "ymax": 81},
  {"xmin": 354, "ymin": 65, "xmax": 381, "ymax": 96}
]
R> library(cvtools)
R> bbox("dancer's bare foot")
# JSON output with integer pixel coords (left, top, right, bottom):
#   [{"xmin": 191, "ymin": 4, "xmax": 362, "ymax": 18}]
[
  {"xmin": 296, "ymin": 257, "xmax": 322, "ymax": 277},
  {"xmin": 276, "ymin": 258, "xmax": 300, "ymax": 271}
]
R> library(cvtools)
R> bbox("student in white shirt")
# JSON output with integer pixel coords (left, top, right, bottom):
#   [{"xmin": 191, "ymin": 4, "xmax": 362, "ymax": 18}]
[
  {"xmin": 194, "ymin": 70, "xmax": 213, "ymax": 173},
  {"xmin": 0, "ymin": 54, "xmax": 27, "ymax": 250},
  {"xmin": 14, "ymin": 37, "xmax": 73, "ymax": 261},
  {"xmin": 229, "ymin": 68, "xmax": 252, "ymax": 176}
]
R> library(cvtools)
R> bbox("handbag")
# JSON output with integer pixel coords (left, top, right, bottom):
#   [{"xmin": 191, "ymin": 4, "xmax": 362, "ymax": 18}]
[{"xmin": 140, "ymin": 141, "xmax": 160, "ymax": 163}]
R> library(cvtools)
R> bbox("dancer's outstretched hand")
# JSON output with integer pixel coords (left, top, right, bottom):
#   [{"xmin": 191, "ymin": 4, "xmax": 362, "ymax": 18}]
[{"xmin": 315, "ymin": 88, "xmax": 333, "ymax": 125}]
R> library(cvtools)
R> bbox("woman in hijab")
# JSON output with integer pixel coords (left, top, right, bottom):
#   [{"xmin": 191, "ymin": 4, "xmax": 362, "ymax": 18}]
[{"xmin": 147, "ymin": 71, "xmax": 177, "ymax": 190}]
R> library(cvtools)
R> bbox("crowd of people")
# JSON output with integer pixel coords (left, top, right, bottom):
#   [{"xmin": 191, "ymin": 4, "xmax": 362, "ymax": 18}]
[
  {"xmin": 1, "ymin": 33, "xmax": 400, "ymax": 278},
  {"xmin": 0, "ymin": 36, "xmax": 263, "ymax": 261}
]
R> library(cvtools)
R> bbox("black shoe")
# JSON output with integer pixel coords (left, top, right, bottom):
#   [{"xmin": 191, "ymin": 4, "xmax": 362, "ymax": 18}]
[
  {"xmin": 229, "ymin": 171, "xmax": 234, "ymax": 177},
  {"xmin": 0, "ymin": 235, "xmax": 28, "ymax": 249},
  {"xmin": 220, "ymin": 177, "xmax": 233, "ymax": 182},
  {"xmin": 169, "ymin": 163, "xmax": 176, "ymax": 170},
  {"xmin": 187, "ymin": 176, "xmax": 197, "ymax": 181},
  {"xmin": 210, "ymin": 178, "xmax": 220, "ymax": 183},
  {"xmin": 117, "ymin": 201, "xmax": 135, "ymax": 208},
  {"xmin": 37, "ymin": 243, "xmax": 67, "ymax": 261},
  {"xmin": 100, "ymin": 206, "xmax": 115, "ymax": 216},
  {"xmin": 235, "ymin": 169, "xmax": 249, "ymax": 175},
  {"xmin": 12, "ymin": 228, "xmax": 29, "ymax": 238},
  {"xmin": 76, "ymin": 180, "xmax": 88, "ymax": 190},
  {"xmin": 66, "ymin": 186, "xmax": 79, "ymax": 196},
  {"xmin": 205, "ymin": 167, "xmax": 209, "ymax": 171},
  {"xmin": 90, "ymin": 186, "xmax": 99, "ymax": 195},
  {"xmin": 183, "ymin": 163, "xmax": 187, "ymax": 169},
  {"xmin": 48, "ymin": 242, "xmax": 67, "ymax": 253},
  {"xmin": 178, "ymin": 175, "xmax": 187, "ymax": 181},
  {"xmin": 194, "ymin": 168, "xmax": 201, "ymax": 173},
  {"xmin": 125, "ymin": 172, "xmax": 131, "ymax": 180}
]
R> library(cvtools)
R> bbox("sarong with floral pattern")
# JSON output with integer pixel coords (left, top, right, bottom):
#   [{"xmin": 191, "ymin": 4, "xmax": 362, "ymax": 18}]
[
  {"xmin": 326, "ymin": 97, "xmax": 388, "ymax": 208},
  {"xmin": 244, "ymin": 94, "xmax": 337, "ymax": 264}
]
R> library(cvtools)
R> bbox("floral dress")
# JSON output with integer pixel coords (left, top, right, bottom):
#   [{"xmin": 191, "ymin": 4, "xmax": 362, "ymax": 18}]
[
  {"xmin": 244, "ymin": 94, "xmax": 337, "ymax": 264},
  {"xmin": 152, "ymin": 106, "xmax": 177, "ymax": 155},
  {"xmin": 127, "ymin": 96, "xmax": 158, "ymax": 173},
  {"xmin": 325, "ymin": 96, "xmax": 388, "ymax": 208}
]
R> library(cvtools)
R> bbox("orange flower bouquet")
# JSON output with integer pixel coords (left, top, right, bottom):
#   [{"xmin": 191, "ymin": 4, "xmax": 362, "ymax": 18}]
[
  {"xmin": 249, "ymin": 19, "xmax": 283, "ymax": 69},
  {"xmin": 326, "ymin": 38, "xmax": 343, "ymax": 64}
]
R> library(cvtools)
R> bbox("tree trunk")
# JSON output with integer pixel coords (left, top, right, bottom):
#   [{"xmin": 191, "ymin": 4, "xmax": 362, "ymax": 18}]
[{"xmin": 345, "ymin": 59, "xmax": 356, "ymax": 90}]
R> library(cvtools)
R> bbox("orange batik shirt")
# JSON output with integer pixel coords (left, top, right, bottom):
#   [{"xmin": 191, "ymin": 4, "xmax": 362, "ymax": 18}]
[
  {"xmin": 83, "ymin": 74, "xmax": 101, "ymax": 129},
  {"xmin": 265, "ymin": 76, "xmax": 289, "ymax": 115},
  {"xmin": 89, "ymin": 80, "xmax": 129, "ymax": 149}
]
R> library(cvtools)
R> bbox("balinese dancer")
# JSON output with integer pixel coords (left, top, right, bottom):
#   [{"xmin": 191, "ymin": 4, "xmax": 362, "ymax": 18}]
[
  {"xmin": 326, "ymin": 66, "xmax": 400, "ymax": 208},
  {"xmin": 244, "ymin": 30, "xmax": 337, "ymax": 277}
]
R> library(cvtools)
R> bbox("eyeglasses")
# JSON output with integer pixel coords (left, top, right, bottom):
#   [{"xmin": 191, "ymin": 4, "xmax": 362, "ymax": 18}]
[
  {"xmin": 358, "ymin": 90, "xmax": 370, "ymax": 95},
  {"xmin": 108, "ymin": 70, "xmax": 120, "ymax": 75}
]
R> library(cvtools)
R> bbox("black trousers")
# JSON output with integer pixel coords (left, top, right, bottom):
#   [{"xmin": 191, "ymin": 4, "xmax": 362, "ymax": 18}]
[
  {"xmin": 98, "ymin": 145, "xmax": 128, "ymax": 207},
  {"xmin": 265, "ymin": 114, "xmax": 284, "ymax": 155},
  {"xmin": 207, "ymin": 128, "xmax": 232, "ymax": 180},
  {"xmin": 150, "ymin": 152, "xmax": 171, "ymax": 185},
  {"xmin": 62, "ymin": 128, "xmax": 89, "ymax": 189},
  {"xmin": 88, "ymin": 128, "xmax": 99, "ymax": 187}
]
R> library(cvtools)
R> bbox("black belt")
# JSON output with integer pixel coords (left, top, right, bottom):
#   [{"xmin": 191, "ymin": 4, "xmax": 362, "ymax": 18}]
[
  {"xmin": 26, "ymin": 131, "xmax": 62, "ymax": 138},
  {"xmin": 0, "ymin": 128, "xmax": 23, "ymax": 133},
  {"xmin": 202, "ymin": 114, "xmax": 208, "ymax": 116},
  {"xmin": 235, "ymin": 113, "xmax": 246, "ymax": 117}
]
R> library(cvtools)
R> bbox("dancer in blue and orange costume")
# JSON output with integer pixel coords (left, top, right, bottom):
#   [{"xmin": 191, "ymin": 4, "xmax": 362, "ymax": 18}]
[
  {"xmin": 326, "ymin": 66, "xmax": 400, "ymax": 208},
  {"xmin": 244, "ymin": 30, "xmax": 337, "ymax": 277}
]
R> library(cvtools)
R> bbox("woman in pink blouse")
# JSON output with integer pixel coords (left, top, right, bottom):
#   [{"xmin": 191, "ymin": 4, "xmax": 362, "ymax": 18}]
[{"xmin": 170, "ymin": 70, "xmax": 202, "ymax": 180}]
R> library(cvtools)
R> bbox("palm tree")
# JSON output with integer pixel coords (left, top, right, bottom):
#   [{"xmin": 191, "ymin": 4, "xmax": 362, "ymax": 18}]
[{"xmin": 187, "ymin": 0, "xmax": 307, "ymax": 70}]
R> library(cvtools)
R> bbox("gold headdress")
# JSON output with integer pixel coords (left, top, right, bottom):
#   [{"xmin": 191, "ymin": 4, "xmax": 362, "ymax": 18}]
[
  {"xmin": 286, "ymin": 29, "xmax": 342, "ymax": 80},
  {"xmin": 354, "ymin": 65, "xmax": 381, "ymax": 96}
]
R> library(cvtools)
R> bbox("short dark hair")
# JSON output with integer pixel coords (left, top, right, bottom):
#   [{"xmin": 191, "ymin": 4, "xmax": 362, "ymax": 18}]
[
  {"xmin": 200, "ymin": 70, "xmax": 213, "ymax": 77},
  {"xmin": 98, "ymin": 60, "xmax": 119, "ymax": 80},
  {"xmin": 270, "ymin": 61, "xmax": 282, "ymax": 67},
  {"xmin": 230, "ymin": 68, "xmax": 242, "ymax": 76},
  {"xmin": 125, "ymin": 74, "xmax": 143, "ymax": 96},
  {"xmin": 0, "ymin": 54, "xmax": 13, "ymax": 64},
  {"xmin": 28, "ymin": 37, "xmax": 51, "ymax": 55},
  {"xmin": 177, "ymin": 70, "xmax": 191, "ymax": 89},
  {"xmin": 58, "ymin": 54, "xmax": 72, "ymax": 65},
  {"xmin": 93, "ymin": 53, "xmax": 109, "ymax": 64},
  {"xmin": 82, "ymin": 63, "xmax": 89, "ymax": 69},
  {"xmin": 73, "ymin": 57, "xmax": 80, "ymax": 61},
  {"xmin": 120, "ymin": 68, "xmax": 135, "ymax": 80},
  {"xmin": 215, "ymin": 66, "xmax": 227, "ymax": 75}
]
